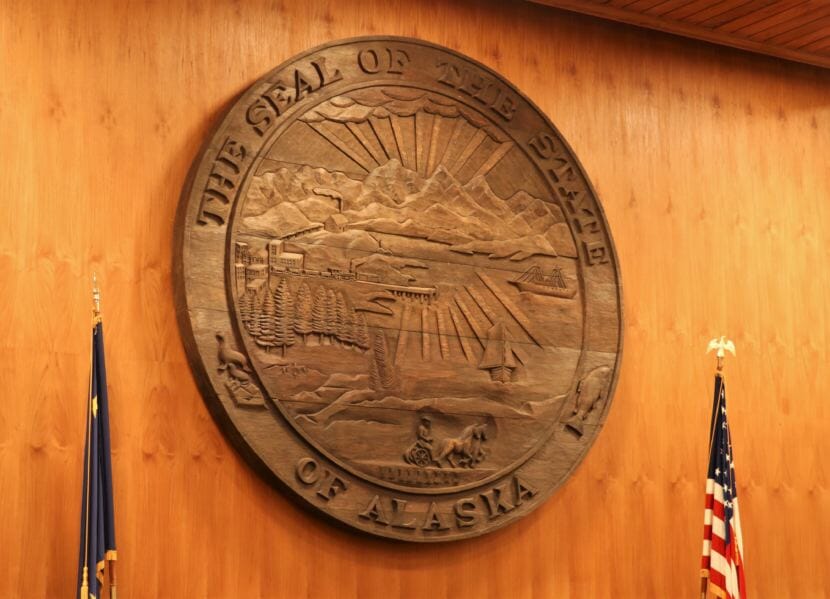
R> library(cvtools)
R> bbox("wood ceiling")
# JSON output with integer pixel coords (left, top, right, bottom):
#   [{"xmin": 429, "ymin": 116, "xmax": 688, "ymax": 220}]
[{"xmin": 529, "ymin": 0, "xmax": 830, "ymax": 69}]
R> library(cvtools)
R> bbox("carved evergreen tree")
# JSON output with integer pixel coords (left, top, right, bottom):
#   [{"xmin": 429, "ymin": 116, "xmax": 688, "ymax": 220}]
[
  {"xmin": 239, "ymin": 290, "xmax": 253, "ymax": 331},
  {"xmin": 368, "ymin": 351, "xmax": 381, "ymax": 391},
  {"xmin": 373, "ymin": 331, "xmax": 395, "ymax": 389},
  {"xmin": 294, "ymin": 281, "xmax": 313, "ymax": 343},
  {"xmin": 295, "ymin": 280, "xmax": 310, "ymax": 307},
  {"xmin": 355, "ymin": 312, "xmax": 370, "ymax": 351},
  {"xmin": 344, "ymin": 302, "xmax": 357, "ymax": 348},
  {"xmin": 311, "ymin": 286, "xmax": 327, "ymax": 343},
  {"xmin": 248, "ymin": 290, "xmax": 263, "ymax": 338},
  {"xmin": 257, "ymin": 290, "xmax": 276, "ymax": 352},
  {"xmin": 346, "ymin": 315, "xmax": 357, "ymax": 350},
  {"xmin": 273, "ymin": 277, "xmax": 295, "ymax": 357},
  {"xmin": 335, "ymin": 291, "xmax": 350, "ymax": 346},
  {"xmin": 325, "ymin": 288, "xmax": 338, "ymax": 344}
]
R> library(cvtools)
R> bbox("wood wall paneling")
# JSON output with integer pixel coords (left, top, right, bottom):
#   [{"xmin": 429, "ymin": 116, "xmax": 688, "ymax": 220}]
[{"xmin": 1, "ymin": 0, "xmax": 829, "ymax": 597}]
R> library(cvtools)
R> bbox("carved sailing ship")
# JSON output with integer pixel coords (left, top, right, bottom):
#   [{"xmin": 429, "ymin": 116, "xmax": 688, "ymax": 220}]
[{"xmin": 510, "ymin": 266, "xmax": 576, "ymax": 298}]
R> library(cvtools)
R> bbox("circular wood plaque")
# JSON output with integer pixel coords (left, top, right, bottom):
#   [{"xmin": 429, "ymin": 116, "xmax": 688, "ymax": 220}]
[{"xmin": 175, "ymin": 37, "xmax": 623, "ymax": 542}]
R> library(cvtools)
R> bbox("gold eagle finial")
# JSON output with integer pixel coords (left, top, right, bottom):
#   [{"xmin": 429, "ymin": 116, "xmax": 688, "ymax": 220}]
[{"xmin": 706, "ymin": 336, "xmax": 736, "ymax": 372}]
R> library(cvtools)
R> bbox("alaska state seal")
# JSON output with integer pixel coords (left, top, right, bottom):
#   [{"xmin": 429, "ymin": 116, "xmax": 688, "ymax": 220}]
[{"xmin": 174, "ymin": 36, "xmax": 623, "ymax": 542}]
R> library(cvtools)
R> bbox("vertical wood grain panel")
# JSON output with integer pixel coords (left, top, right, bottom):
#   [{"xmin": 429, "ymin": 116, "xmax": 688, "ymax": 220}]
[{"xmin": 0, "ymin": 0, "xmax": 828, "ymax": 597}]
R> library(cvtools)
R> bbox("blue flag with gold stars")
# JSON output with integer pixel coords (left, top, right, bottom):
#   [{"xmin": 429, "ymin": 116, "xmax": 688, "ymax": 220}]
[{"xmin": 77, "ymin": 319, "xmax": 117, "ymax": 599}]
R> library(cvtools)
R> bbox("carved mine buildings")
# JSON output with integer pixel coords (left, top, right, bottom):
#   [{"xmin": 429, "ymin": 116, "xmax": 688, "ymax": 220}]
[{"xmin": 234, "ymin": 240, "xmax": 437, "ymax": 303}]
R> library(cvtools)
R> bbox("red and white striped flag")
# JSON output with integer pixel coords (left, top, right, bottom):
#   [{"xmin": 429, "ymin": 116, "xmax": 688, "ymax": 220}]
[{"xmin": 701, "ymin": 374, "xmax": 746, "ymax": 599}]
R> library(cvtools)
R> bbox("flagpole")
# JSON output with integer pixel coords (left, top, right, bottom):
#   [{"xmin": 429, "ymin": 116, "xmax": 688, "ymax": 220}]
[
  {"xmin": 701, "ymin": 336, "xmax": 736, "ymax": 599},
  {"xmin": 91, "ymin": 274, "xmax": 119, "ymax": 599},
  {"xmin": 81, "ymin": 274, "xmax": 99, "ymax": 599},
  {"xmin": 109, "ymin": 560, "xmax": 117, "ymax": 599}
]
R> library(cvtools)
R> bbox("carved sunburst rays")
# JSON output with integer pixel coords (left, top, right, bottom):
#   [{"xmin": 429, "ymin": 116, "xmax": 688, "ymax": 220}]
[{"xmin": 298, "ymin": 88, "xmax": 514, "ymax": 182}]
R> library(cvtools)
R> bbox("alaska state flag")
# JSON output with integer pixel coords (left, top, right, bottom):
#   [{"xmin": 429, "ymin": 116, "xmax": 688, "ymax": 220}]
[{"xmin": 77, "ymin": 320, "xmax": 117, "ymax": 599}]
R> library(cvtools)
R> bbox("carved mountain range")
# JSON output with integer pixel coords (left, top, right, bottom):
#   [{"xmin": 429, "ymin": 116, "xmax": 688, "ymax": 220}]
[
  {"xmin": 242, "ymin": 200, "xmax": 315, "ymax": 238},
  {"xmin": 242, "ymin": 160, "xmax": 578, "ymax": 260},
  {"xmin": 244, "ymin": 165, "xmax": 362, "ymax": 217}
]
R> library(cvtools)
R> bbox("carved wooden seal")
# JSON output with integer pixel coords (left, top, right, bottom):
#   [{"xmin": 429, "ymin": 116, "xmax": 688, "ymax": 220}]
[{"xmin": 174, "ymin": 37, "xmax": 623, "ymax": 542}]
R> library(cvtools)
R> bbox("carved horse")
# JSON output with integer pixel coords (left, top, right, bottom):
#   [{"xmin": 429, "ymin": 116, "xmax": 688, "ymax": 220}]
[{"xmin": 432, "ymin": 424, "xmax": 488, "ymax": 469}]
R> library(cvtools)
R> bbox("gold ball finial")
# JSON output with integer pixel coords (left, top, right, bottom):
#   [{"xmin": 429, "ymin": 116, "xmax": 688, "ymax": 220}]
[{"xmin": 92, "ymin": 272, "xmax": 101, "ymax": 321}]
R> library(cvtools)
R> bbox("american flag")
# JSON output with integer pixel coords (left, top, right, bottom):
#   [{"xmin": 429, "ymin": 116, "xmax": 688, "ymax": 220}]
[{"xmin": 701, "ymin": 374, "xmax": 746, "ymax": 599}]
